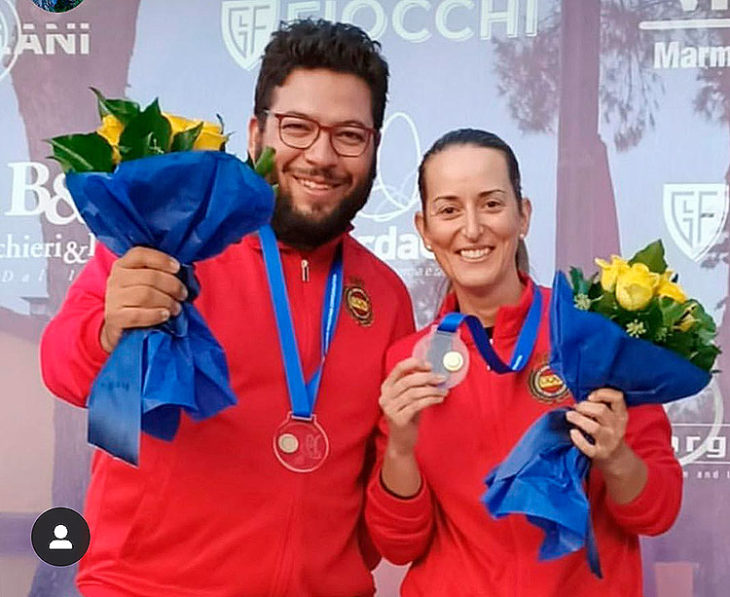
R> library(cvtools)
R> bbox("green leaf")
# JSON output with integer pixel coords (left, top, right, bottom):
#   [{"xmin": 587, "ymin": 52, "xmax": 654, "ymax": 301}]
[
  {"xmin": 119, "ymin": 99, "xmax": 172, "ymax": 161},
  {"xmin": 690, "ymin": 344, "xmax": 721, "ymax": 372},
  {"xmin": 586, "ymin": 278, "xmax": 602, "ymax": 300},
  {"xmin": 592, "ymin": 290, "xmax": 618, "ymax": 318},
  {"xmin": 46, "ymin": 133, "xmax": 115, "ymax": 173},
  {"xmin": 569, "ymin": 267, "xmax": 592, "ymax": 296},
  {"xmin": 641, "ymin": 300, "xmax": 664, "ymax": 337},
  {"xmin": 255, "ymin": 146, "xmax": 276, "ymax": 178},
  {"xmin": 658, "ymin": 297, "xmax": 687, "ymax": 328},
  {"xmin": 629, "ymin": 239, "xmax": 667, "ymax": 274},
  {"xmin": 91, "ymin": 87, "xmax": 140, "ymax": 126},
  {"xmin": 171, "ymin": 122, "xmax": 203, "ymax": 152}
]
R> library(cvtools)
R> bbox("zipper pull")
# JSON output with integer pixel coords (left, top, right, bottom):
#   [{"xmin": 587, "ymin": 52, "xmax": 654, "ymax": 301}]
[{"xmin": 301, "ymin": 258, "xmax": 310, "ymax": 282}]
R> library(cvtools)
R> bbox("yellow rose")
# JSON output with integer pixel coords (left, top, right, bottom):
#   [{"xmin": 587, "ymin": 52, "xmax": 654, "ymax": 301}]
[
  {"xmin": 614, "ymin": 263, "xmax": 659, "ymax": 311},
  {"xmin": 656, "ymin": 271, "xmax": 687, "ymax": 304},
  {"xmin": 595, "ymin": 255, "xmax": 629, "ymax": 292},
  {"xmin": 163, "ymin": 113, "xmax": 196, "ymax": 136},
  {"xmin": 193, "ymin": 122, "xmax": 227, "ymax": 151},
  {"xmin": 164, "ymin": 113, "xmax": 226, "ymax": 151},
  {"xmin": 96, "ymin": 115, "xmax": 123, "ymax": 165}
]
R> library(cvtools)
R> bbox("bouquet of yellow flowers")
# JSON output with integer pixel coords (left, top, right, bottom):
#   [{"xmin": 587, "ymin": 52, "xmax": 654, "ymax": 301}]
[
  {"xmin": 484, "ymin": 239, "xmax": 720, "ymax": 577},
  {"xmin": 571, "ymin": 239, "xmax": 719, "ymax": 372},
  {"xmin": 48, "ymin": 88, "xmax": 229, "ymax": 172},
  {"xmin": 47, "ymin": 89, "xmax": 275, "ymax": 465}
]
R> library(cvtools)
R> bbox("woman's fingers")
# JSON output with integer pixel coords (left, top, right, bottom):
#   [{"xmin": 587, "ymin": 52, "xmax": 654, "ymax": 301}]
[{"xmin": 570, "ymin": 428, "xmax": 597, "ymax": 459}]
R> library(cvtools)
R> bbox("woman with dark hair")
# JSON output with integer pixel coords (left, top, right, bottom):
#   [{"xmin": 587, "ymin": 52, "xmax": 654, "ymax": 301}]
[{"xmin": 365, "ymin": 129, "xmax": 682, "ymax": 596}]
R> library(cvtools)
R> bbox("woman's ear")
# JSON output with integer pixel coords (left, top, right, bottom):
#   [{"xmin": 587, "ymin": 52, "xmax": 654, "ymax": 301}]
[
  {"xmin": 520, "ymin": 197, "xmax": 533, "ymax": 238},
  {"xmin": 415, "ymin": 211, "xmax": 432, "ymax": 251}
]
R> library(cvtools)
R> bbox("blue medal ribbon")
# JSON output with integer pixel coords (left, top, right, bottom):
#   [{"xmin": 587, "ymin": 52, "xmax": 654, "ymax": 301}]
[
  {"xmin": 435, "ymin": 284, "xmax": 542, "ymax": 374},
  {"xmin": 259, "ymin": 225, "xmax": 343, "ymax": 418}
]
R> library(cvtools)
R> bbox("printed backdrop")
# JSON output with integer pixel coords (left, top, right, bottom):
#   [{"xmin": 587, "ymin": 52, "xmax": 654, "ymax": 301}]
[{"xmin": 0, "ymin": 1, "xmax": 728, "ymax": 595}]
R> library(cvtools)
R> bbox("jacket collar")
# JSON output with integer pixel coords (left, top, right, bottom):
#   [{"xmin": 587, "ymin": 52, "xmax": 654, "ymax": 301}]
[
  {"xmin": 437, "ymin": 273, "xmax": 537, "ymax": 343},
  {"xmin": 243, "ymin": 225, "xmax": 352, "ymax": 265}
]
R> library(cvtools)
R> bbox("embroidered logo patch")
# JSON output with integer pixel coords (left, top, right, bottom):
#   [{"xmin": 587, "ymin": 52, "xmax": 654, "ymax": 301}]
[
  {"xmin": 345, "ymin": 283, "xmax": 373, "ymax": 326},
  {"xmin": 528, "ymin": 357, "xmax": 569, "ymax": 404}
]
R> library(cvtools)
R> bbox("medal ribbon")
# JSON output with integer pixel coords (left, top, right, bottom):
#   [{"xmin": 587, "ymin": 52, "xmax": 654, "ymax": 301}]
[
  {"xmin": 259, "ymin": 225, "xmax": 343, "ymax": 418},
  {"xmin": 436, "ymin": 284, "xmax": 542, "ymax": 374}
]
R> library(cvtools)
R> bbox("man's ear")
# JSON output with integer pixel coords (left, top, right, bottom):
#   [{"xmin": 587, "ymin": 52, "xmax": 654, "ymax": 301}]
[{"xmin": 247, "ymin": 116, "xmax": 261, "ymax": 162}]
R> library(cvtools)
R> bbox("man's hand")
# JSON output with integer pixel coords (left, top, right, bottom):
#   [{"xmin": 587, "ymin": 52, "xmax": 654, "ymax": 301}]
[{"xmin": 100, "ymin": 247, "xmax": 188, "ymax": 353}]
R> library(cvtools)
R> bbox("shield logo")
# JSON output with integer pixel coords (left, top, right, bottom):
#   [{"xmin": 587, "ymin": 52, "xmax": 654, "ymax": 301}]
[
  {"xmin": 221, "ymin": 0, "xmax": 278, "ymax": 71},
  {"xmin": 0, "ymin": 0, "xmax": 21, "ymax": 83},
  {"xmin": 663, "ymin": 183, "xmax": 729, "ymax": 261}
]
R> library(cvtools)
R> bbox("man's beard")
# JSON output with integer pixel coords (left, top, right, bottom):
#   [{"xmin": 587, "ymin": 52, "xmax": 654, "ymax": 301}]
[{"xmin": 256, "ymin": 145, "xmax": 375, "ymax": 250}]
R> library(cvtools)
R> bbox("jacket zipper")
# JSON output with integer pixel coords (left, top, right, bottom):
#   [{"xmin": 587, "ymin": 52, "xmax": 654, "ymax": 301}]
[{"xmin": 301, "ymin": 258, "xmax": 310, "ymax": 282}]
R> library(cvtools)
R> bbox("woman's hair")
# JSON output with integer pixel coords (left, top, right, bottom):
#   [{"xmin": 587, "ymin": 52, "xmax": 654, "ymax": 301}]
[{"xmin": 417, "ymin": 128, "xmax": 529, "ymax": 272}]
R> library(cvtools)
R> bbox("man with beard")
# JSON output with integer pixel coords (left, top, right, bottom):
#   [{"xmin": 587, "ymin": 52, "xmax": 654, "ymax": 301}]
[{"xmin": 39, "ymin": 20, "xmax": 414, "ymax": 597}]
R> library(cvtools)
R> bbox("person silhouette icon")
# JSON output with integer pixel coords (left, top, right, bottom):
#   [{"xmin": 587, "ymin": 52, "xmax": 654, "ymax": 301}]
[{"xmin": 49, "ymin": 524, "xmax": 73, "ymax": 550}]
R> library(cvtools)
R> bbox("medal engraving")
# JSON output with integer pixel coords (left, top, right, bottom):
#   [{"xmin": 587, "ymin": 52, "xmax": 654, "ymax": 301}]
[{"xmin": 273, "ymin": 413, "xmax": 330, "ymax": 473}]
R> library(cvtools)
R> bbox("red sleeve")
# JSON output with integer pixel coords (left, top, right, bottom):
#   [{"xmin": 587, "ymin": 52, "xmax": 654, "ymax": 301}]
[
  {"xmin": 389, "ymin": 277, "xmax": 416, "ymax": 345},
  {"xmin": 39, "ymin": 245, "xmax": 116, "ymax": 407},
  {"xmin": 358, "ymin": 277, "xmax": 417, "ymax": 568},
  {"xmin": 600, "ymin": 404, "xmax": 683, "ymax": 535},
  {"xmin": 365, "ymin": 338, "xmax": 435, "ymax": 565}
]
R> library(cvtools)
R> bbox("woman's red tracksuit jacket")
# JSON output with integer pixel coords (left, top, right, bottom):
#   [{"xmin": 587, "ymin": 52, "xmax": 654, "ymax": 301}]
[{"xmin": 366, "ymin": 278, "xmax": 682, "ymax": 597}]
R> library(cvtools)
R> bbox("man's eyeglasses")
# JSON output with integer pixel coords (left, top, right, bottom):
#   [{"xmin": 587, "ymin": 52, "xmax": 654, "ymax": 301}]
[{"xmin": 263, "ymin": 110, "xmax": 376, "ymax": 158}]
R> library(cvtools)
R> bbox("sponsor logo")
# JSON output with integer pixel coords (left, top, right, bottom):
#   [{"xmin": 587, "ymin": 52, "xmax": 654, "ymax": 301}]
[
  {"xmin": 360, "ymin": 112, "xmax": 422, "ymax": 224},
  {"xmin": 0, "ymin": 231, "xmax": 96, "ymax": 265},
  {"xmin": 669, "ymin": 379, "xmax": 728, "ymax": 479},
  {"xmin": 354, "ymin": 225, "xmax": 432, "ymax": 262},
  {"xmin": 221, "ymin": 0, "xmax": 278, "ymax": 71},
  {"xmin": 0, "ymin": 0, "xmax": 20, "ymax": 82},
  {"xmin": 345, "ymin": 281, "xmax": 373, "ymax": 326},
  {"xmin": 2, "ymin": 18, "xmax": 90, "ymax": 76},
  {"xmin": 663, "ymin": 183, "xmax": 728, "ymax": 261},
  {"xmin": 642, "ymin": 0, "xmax": 730, "ymax": 59},
  {"xmin": 527, "ymin": 355, "xmax": 570, "ymax": 404},
  {"xmin": 654, "ymin": 41, "xmax": 730, "ymax": 69},
  {"xmin": 3, "ymin": 162, "xmax": 83, "ymax": 226},
  {"xmin": 15, "ymin": 21, "xmax": 90, "ymax": 56},
  {"xmin": 222, "ymin": 0, "xmax": 540, "ymax": 68}
]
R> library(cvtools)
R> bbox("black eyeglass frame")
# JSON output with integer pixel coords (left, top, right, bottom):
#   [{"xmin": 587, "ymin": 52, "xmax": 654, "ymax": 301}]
[{"xmin": 262, "ymin": 110, "xmax": 378, "ymax": 157}]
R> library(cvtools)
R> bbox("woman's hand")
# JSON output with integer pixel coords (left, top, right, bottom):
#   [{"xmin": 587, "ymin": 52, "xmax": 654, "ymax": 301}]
[
  {"xmin": 379, "ymin": 357, "xmax": 447, "ymax": 456},
  {"xmin": 566, "ymin": 388, "xmax": 648, "ymax": 503},
  {"xmin": 379, "ymin": 357, "xmax": 447, "ymax": 497},
  {"xmin": 566, "ymin": 388, "xmax": 628, "ymax": 464}
]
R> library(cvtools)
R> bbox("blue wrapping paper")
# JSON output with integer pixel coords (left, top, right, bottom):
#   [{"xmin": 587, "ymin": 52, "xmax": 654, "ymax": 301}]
[
  {"xmin": 66, "ymin": 151, "xmax": 275, "ymax": 464},
  {"xmin": 483, "ymin": 270, "xmax": 711, "ymax": 575}
]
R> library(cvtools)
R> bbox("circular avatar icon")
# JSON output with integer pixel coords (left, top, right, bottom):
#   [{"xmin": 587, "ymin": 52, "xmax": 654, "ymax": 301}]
[
  {"xmin": 29, "ymin": 0, "xmax": 86, "ymax": 14},
  {"xmin": 31, "ymin": 507, "xmax": 90, "ymax": 566}
]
